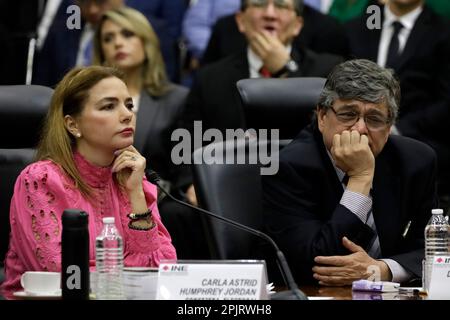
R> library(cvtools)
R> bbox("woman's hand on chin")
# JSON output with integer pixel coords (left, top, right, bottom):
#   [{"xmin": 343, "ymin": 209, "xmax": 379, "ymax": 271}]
[{"xmin": 112, "ymin": 145, "xmax": 146, "ymax": 193}]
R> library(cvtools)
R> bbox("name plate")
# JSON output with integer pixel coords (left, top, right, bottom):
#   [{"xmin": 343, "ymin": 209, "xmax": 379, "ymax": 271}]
[
  {"xmin": 428, "ymin": 256, "xmax": 450, "ymax": 300},
  {"xmin": 156, "ymin": 260, "xmax": 268, "ymax": 300}
]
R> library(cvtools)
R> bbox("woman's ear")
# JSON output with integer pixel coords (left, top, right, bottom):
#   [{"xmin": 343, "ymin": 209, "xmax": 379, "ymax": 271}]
[{"xmin": 64, "ymin": 115, "xmax": 81, "ymax": 138}]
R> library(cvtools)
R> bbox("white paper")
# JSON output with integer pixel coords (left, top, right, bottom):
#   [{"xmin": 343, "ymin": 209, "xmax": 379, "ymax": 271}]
[
  {"xmin": 156, "ymin": 261, "xmax": 268, "ymax": 300},
  {"xmin": 427, "ymin": 256, "xmax": 450, "ymax": 300}
]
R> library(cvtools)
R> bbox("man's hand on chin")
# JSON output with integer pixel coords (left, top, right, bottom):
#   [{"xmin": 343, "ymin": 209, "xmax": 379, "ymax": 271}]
[{"xmin": 249, "ymin": 31, "xmax": 290, "ymax": 73}]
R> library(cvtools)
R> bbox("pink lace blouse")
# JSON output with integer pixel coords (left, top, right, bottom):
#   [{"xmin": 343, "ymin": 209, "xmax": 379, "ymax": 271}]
[{"xmin": 1, "ymin": 152, "xmax": 176, "ymax": 298}]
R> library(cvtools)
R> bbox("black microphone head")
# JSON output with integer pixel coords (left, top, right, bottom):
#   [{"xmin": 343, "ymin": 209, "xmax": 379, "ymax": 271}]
[{"xmin": 146, "ymin": 170, "xmax": 161, "ymax": 185}]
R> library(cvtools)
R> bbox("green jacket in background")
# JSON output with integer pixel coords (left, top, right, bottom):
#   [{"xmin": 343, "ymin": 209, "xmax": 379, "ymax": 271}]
[
  {"xmin": 329, "ymin": 0, "xmax": 370, "ymax": 23},
  {"xmin": 426, "ymin": 0, "xmax": 450, "ymax": 19},
  {"xmin": 329, "ymin": 0, "xmax": 450, "ymax": 23}
]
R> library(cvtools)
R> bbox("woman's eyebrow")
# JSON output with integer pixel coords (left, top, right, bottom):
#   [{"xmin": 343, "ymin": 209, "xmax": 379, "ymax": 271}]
[{"xmin": 95, "ymin": 97, "xmax": 118, "ymax": 105}]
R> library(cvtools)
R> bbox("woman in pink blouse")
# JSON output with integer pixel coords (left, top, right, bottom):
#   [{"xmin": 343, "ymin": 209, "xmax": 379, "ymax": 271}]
[{"xmin": 1, "ymin": 66, "xmax": 177, "ymax": 298}]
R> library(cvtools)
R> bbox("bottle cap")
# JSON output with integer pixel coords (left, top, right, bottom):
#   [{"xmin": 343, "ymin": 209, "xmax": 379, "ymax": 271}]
[
  {"xmin": 431, "ymin": 209, "xmax": 443, "ymax": 214},
  {"xmin": 103, "ymin": 217, "xmax": 115, "ymax": 224}
]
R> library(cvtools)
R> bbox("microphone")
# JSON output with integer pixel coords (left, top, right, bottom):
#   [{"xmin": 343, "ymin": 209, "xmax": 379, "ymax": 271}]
[{"xmin": 146, "ymin": 170, "xmax": 308, "ymax": 300}]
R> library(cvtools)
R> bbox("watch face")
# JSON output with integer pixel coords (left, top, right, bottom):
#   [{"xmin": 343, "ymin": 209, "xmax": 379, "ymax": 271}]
[{"xmin": 287, "ymin": 60, "xmax": 298, "ymax": 72}]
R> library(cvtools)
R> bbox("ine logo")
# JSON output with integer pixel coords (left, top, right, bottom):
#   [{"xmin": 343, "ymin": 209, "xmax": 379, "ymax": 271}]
[
  {"xmin": 366, "ymin": 5, "xmax": 382, "ymax": 30},
  {"xmin": 65, "ymin": 265, "xmax": 81, "ymax": 290},
  {"xmin": 161, "ymin": 264, "xmax": 188, "ymax": 273},
  {"xmin": 66, "ymin": 5, "xmax": 81, "ymax": 30}
]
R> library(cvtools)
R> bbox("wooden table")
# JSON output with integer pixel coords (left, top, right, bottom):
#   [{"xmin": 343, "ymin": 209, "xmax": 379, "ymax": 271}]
[{"xmin": 299, "ymin": 285, "xmax": 424, "ymax": 300}]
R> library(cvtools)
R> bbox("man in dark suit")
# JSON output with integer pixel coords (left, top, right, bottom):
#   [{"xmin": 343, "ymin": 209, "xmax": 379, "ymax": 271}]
[
  {"xmin": 32, "ymin": 0, "xmax": 124, "ymax": 87},
  {"xmin": 345, "ymin": 0, "xmax": 450, "ymax": 203},
  {"xmin": 263, "ymin": 59, "xmax": 437, "ymax": 285},
  {"xmin": 202, "ymin": 4, "xmax": 349, "ymax": 66},
  {"xmin": 181, "ymin": 0, "xmax": 342, "ymax": 138}
]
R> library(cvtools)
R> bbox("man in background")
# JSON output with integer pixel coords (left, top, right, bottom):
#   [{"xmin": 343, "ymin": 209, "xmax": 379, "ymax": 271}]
[
  {"xmin": 345, "ymin": 0, "xmax": 450, "ymax": 210},
  {"xmin": 180, "ymin": 0, "xmax": 342, "ymax": 138}
]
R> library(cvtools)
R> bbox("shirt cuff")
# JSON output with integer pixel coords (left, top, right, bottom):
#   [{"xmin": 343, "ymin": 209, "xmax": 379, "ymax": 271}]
[
  {"xmin": 340, "ymin": 190, "xmax": 372, "ymax": 223},
  {"xmin": 381, "ymin": 258, "xmax": 413, "ymax": 283}
]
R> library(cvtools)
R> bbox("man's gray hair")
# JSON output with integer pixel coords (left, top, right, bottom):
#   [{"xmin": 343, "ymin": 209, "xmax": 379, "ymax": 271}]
[
  {"xmin": 317, "ymin": 59, "xmax": 401, "ymax": 123},
  {"xmin": 240, "ymin": 0, "xmax": 304, "ymax": 16}
]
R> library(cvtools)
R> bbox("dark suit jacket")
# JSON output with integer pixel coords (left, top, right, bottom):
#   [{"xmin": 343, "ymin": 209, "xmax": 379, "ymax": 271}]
[
  {"xmin": 181, "ymin": 47, "xmax": 342, "ymax": 139},
  {"xmin": 262, "ymin": 124, "xmax": 438, "ymax": 284},
  {"xmin": 202, "ymin": 5, "xmax": 349, "ymax": 65},
  {"xmin": 345, "ymin": 5, "xmax": 450, "ymax": 193},
  {"xmin": 134, "ymin": 85, "xmax": 191, "ymax": 190}
]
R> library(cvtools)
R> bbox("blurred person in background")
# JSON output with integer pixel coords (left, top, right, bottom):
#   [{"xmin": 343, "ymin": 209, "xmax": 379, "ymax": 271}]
[{"xmin": 93, "ymin": 7, "xmax": 210, "ymax": 260}]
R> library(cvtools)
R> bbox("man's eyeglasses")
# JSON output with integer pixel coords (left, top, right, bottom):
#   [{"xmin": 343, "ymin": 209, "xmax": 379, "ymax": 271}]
[
  {"xmin": 329, "ymin": 106, "xmax": 391, "ymax": 131},
  {"xmin": 246, "ymin": 0, "xmax": 295, "ymax": 12}
]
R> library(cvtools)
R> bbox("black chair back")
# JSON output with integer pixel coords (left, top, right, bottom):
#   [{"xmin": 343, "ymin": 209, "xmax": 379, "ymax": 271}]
[
  {"xmin": 192, "ymin": 138, "xmax": 279, "ymax": 260},
  {"xmin": 0, "ymin": 85, "xmax": 52, "ymax": 148},
  {"xmin": 0, "ymin": 85, "xmax": 52, "ymax": 272},
  {"xmin": 236, "ymin": 77, "xmax": 326, "ymax": 139}
]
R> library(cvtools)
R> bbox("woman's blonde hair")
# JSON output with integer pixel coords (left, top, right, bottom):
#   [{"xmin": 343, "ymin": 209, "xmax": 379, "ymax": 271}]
[
  {"xmin": 36, "ymin": 66, "xmax": 125, "ymax": 198},
  {"xmin": 93, "ymin": 7, "xmax": 170, "ymax": 97}
]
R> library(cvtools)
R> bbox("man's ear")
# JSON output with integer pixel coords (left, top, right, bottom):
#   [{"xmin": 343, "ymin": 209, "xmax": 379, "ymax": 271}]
[
  {"xmin": 64, "ymin": 115, "xmax": 79, "ymax": 137},
  {"xmin": 317, "ymin": 106, "xmax": 326, "ymax": 133},
  {"xmin": 235, "ymin": 12, "xmax": 246, "ymax": 34},
  {"xmin": 291, "ymin": 16, "xmax": 303, "ymax": 38}
]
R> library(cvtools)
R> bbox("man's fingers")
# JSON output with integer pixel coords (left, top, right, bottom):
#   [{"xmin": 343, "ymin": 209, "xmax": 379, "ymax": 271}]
[
  {"xmin": 360, "ymin": 134, "xmax": 369, "ymax": 146},
  {"xmin": 254, "ymin": 33, "xmax": 270, "ymax": 51},
  {"xmin": 312, "ymin": 265, "xmax": 350, "ymax": 276},
  {"xmin": 333, "ymin": 133, "xmax": 341, "ymax": 150},
  {"xmin": 350, "ymin": 130, "xmax": 360, "ymax": 145},
  {"xmin": 340, "ymin": 130, "xmax": 350, "ymax": 147},
  {"xmin": 342, "ymin": 236, "xmax": 365, "ymax": 253},
  {"xmin": 313, "ymin": 274, "xmax": 351, "ymax": 286},
  {"xmin": 314, "ymin": 255, "xmax": 347, "ymax": 266},
  {"xmin": 250, "ymin": 39, "xmax": 265, "ymax": 58}
]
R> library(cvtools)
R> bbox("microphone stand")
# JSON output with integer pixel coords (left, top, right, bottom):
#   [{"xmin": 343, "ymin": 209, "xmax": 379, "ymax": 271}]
[{"xmin": 146, "ymin": 170, "xmax": 308, "ymax": 300}]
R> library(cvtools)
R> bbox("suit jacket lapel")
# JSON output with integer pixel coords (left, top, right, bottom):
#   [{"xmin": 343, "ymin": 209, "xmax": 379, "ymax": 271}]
[
  {"xmin": 291, "ymin": 48, "xmax": 305, "ymax": 77},
  {"xmin": 361, "ymin": 6, "xmax": 384, "ymax": 61},
  {"xmin": 231, "ymin": 50, "xmax": 251, "ymax": 128},
  {"xmin": 396, "ymin": 6, "xmax": 432, "ymax": 72},
  {"xmin": 372, "ymin": 146, "xmax": 403, "ymax": 255},
  {"xmin": 367, "ymin": 28, "xmax": 382, "ymax": 62},
  {"xmin": 232, "ymin": 48, "xmax": 250, "ymax": 80},
  {"xmin": 134, "ymin": 91, "xmax": 160, "ymax": 152}
]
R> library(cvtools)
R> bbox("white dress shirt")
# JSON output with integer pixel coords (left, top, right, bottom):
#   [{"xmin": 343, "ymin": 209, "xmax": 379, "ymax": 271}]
[
  {"xmin": 37, "ymin": 0, "xmax": 63, "ymax": 50},
  {"xmin": 377, "ymin": 5, "xmax": 423, "ymax": 67}
]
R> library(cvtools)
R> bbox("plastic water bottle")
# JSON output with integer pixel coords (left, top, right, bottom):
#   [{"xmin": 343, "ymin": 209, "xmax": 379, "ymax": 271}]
[
  {"xmin": 423, "ymin": 209, "xmax": 450, "ymax": 292},
  {"xmin": 95, "ymin": 217, "xmax": 125, "ymax": 300}
]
